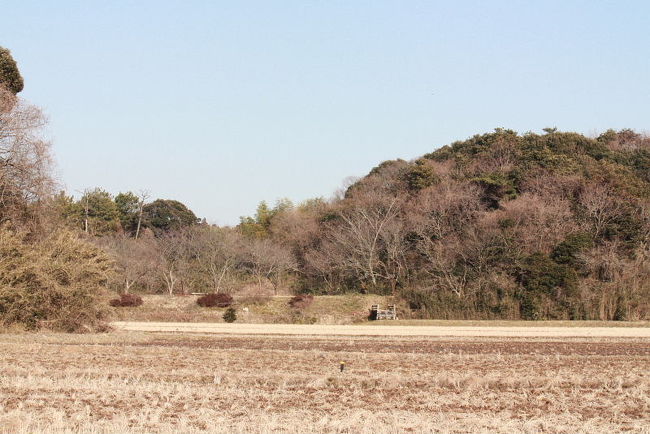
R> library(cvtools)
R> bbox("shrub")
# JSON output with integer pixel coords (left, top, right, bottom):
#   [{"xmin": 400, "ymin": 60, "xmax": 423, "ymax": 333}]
[
  {"xmin": 197, "ymin": 293, "xmax": 233, "ymax": 308},
  {"xmin": 288, "ymin": 294, "xmax": 314, "ymax": 309},
  {"xmin": 551, "ymin": 233, "xmax": 593, "ymax": 269},
  {"xmin": 109, "ymin": 293, "xmax": 143, "ymax": 307},
  {"xmin": 222, "ymin": 307, "xmax": 237, "ymax": 323},
  {"xmin": 0, "ymin": 226, "xmax": 114, "ymax": 332},
  {"xmin": 402, "ymin": 160, "xmax": 439, "ymax": 191},
  {"xmin": 516, "ymin": 253, "xmax": 577, "ymax": 295},
  {"xmin": 471, "ymin": 172, "xmax": 518, "ymax": 209}
]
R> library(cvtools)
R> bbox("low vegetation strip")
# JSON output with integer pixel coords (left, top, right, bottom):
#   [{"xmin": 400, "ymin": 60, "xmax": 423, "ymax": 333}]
[{"xmin": 111, "ymin": 321, "xmax": 650, "ymax": 337}]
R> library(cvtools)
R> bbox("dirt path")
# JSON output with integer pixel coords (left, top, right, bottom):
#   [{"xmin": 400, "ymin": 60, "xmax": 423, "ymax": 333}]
[{"xmin": 112, "ymin": 321, "xmax": 650, "ymax": 337}]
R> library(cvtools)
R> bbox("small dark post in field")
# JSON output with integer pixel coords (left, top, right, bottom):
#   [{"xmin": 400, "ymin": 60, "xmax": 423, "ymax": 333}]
[{"xmin": 340, "ymin": 361, "xmax": 345, "ymax": 372}]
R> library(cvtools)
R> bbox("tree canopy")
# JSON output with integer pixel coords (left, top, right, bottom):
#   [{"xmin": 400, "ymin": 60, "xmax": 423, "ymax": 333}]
[
  {"xmin": 142, "ymin": 199, "xmax": 199, "ymax": 234},
  {"xmin": 0, "ymin": 47, "xmax": 24, "ymax": 94}
]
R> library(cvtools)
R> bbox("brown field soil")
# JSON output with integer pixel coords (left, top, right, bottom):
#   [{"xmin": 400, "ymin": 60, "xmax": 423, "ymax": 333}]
[
  {"xmin": 0, "ymin": 331, "xmax": 649, "ymax": 434},
  {"xmin": 112, "ymin": 321, "xmax": 650, "ymax": 337}
]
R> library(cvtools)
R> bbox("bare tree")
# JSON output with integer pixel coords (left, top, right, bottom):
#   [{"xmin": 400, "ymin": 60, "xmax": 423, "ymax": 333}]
[
  {"xmin": 0, "ymin": 86, "xmax": 54, "ymax": 226},
  {"xmin": 186, "ymin": 226, "xmax": 243, "ymax": 293},
  {"xmin": 134, "ymin": 189, "xmax": 150, "ymax": 239},
  {"xmin": 579, "ymin": 184, "xmax": 625, "ymax": 239},
  {"xmin": 156, "ymin": 232, "xmax": 189, "ymax": 295},
  {"xmin": 499, "ymin": 192, "xmax": 578, "ymax": 253},
  {"xmin": 407, "ymin": 182, "xmax": 510, "ymax": 299},
  {"xmin": 242, "ymin": 238, "xmax": 296, "ymax": 294},
  {"xmin": 76, "ymin": 188, "xmax": 90, "ymax": 234},
  {"xmin": 97, "ymin": 235, "xmax": 160, "ymax": 293},
  {"xmin": 311, "ymin": 192, "xmax": 408, "ymax": 293}
]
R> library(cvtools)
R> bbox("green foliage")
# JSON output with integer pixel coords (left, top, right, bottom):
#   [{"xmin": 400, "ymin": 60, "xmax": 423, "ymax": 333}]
[
  {"xmin": 430, "ymin": 128, "xmax": 519, "ymax": 159},
  {"xmin": 0, "ymin": 47, "xmax": 24, "ymax": 94},
  {"xmin": 368, "ymin": 159, "xmax": 408, "ymax": 176},
  {"xmin": 143, "ymin": 199, "xmax": 198, "ymax": 235},
  {"xmin": 298, "ymin": 197, "xmax": 327, "ymax": 212},
  {"xmin": 344, "ymin": 159, "xmax": 409, "ymax": 198},
  {"xmin": 51, "ymin": 191, "xmax": 78, "ymax": 227},
  {"xmin": 239, "ymin": 201, "xmax": 272, "ymax": 238},
  {"xmin": 537, "ymin": 131, "xmax": 609, "ymax": 161},
  {"xmin": 75, "ymin": 188, "xmax": 121, "ymax": 235},
  {"xmin": 551, "ymin": 233, "xmax": 593, "ymax": 269},
  {"xmin": 515, "ymin": 253, "xmax": 578, "ymax": 319},
  {"xmin": 402, "ymin": 160, "xmax": 439, "ymax": 191},
  {"xmin": 239, "ymin": 199, "xmax": 294, "ymax": 238},
  {"xmin": 604, "ymin": 207, "xmax": 645, "ymax": 245},
  {"xmin": 0, "ymin": 226, "xmax": 114, "ymax": 331},
  {"xmin": 114, "ymin": 192, "xmax": 140, "ymax": 234},
  {"xmin": 517, "ymin": 253, "xmax": 576, "ymax": 294},
  {"xmin": 425, "ymin": 129, "xmax": 640, "ymax": 178},
  {"xmin": 471, "ymin": 172, "xmax": 518, "ymax": 209},
  {"xmin": 625, "ymin": 150, "xmax": 650, "ymax": 184},
  {"xmin": 222, "ymin": 307, "xmax": 237, "ymax": 323}
]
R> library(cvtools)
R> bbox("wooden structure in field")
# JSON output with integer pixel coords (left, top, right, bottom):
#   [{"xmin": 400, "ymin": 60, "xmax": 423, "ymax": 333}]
[{"xmin": 370, "ymin": 304, "xmax": 397, "ymax": 320}]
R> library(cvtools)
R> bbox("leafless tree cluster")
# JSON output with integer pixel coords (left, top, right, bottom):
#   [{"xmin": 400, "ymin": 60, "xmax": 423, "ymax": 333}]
[
  {"xmin": 0, "ymin": 87, "xmax": 54, "ymax": 227},
  {"xmin": 100, "ymin": 225, "xmax": 296, "ymax": 296}
]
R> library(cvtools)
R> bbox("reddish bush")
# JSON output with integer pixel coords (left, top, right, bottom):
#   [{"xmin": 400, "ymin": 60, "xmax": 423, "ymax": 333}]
[
  {"xmin": 109, "ymin": 293, "xmax": 143, "ymax": 307},
  {"xmin": 197, "ymin": 293, "xmax": 233, "ymax": 308},
  {"xmin": 288, "ymin": 294, "xmax": 314, "ymax": 309}
]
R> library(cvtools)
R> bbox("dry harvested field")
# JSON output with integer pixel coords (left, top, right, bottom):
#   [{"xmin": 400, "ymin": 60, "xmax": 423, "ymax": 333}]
[{"xmin": 1, "ymin": 330, "xmax": 649, "ymax": 434}]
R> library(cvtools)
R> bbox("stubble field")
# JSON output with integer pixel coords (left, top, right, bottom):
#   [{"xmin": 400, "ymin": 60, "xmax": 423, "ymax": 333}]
[{"xmin": 0, "ymin": 329, "xmax": 649, "ymax": 434}]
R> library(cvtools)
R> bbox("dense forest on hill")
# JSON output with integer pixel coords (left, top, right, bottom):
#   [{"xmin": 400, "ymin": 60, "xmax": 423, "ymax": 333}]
[{"xmin": 1, "ymin": 47, "xmax": 648, "ymax": 330}]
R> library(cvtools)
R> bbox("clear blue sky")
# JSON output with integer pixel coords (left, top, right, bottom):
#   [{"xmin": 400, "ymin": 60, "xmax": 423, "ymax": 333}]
[{"xmin": 3, "ymin": 1, "xmax": 649, "ymax": 225}]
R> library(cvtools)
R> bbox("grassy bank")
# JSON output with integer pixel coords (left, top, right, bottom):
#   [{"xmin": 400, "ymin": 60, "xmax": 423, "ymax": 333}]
[
  {"xmin": 108, "ymin": 294, "xmax": 390, "ymax": 324},
  {"xmin": 106, "ymin": 294, "xmax": 650, "ymax": 327}
]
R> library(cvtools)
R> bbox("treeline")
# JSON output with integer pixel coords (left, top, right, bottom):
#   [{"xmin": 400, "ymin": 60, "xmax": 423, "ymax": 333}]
[
  {"xmin": 49, "ymin": 191, "xmax": 297, "ymax": 297},
  {"xmin": 1, "ymin": 45, "xmax": 649, "ymax": 331},
  {"xmin": 59, "ymin": 127, "xmax": 650, "ymax": 321}
]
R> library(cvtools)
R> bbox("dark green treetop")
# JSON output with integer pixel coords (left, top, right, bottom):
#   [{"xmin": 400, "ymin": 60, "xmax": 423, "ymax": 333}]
[
  {"xmin": 142, "ymin": 199, "xmax": 199, "ymax": 234},
  {"xmin": 0, "ymin": 47, "xmax": 24, "ymax": 94}
]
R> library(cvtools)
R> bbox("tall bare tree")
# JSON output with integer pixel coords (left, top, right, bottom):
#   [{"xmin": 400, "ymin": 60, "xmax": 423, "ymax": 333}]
[
  {"xmin": 0, "ymin": 87, "xmax": 54, "ymax": 227},
  {"xmin": 309, "ymin": 192, "xmax": 407, "ymax": 293},
  {"xmin": 134, "ymin": 190, "xmax": 150, "ymax": 239}
]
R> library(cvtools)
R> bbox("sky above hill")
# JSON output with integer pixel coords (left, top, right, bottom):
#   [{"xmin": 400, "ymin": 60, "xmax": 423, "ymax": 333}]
[{"xmin": 3, "ymin": 0, "xmax": 649, "ymax": 225}]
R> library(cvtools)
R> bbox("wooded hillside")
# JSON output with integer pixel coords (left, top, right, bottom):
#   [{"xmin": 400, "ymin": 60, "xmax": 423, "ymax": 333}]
[{"xmin": 306, "ymin": 128, "xmax": 650, "ymax": 320}]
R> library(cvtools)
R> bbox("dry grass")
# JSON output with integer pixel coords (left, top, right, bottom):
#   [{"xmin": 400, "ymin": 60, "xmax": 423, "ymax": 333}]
[
  {"xmin": 109, "ymin": 295, "xmax": 650, "ymax": 328},
  {"xmin": 108, "ymin": 294, "xmax": 385, "ymax": 324},
  {"xmin": 1, "ymin": 332, "xmax": 649, "ymax": 434}
]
